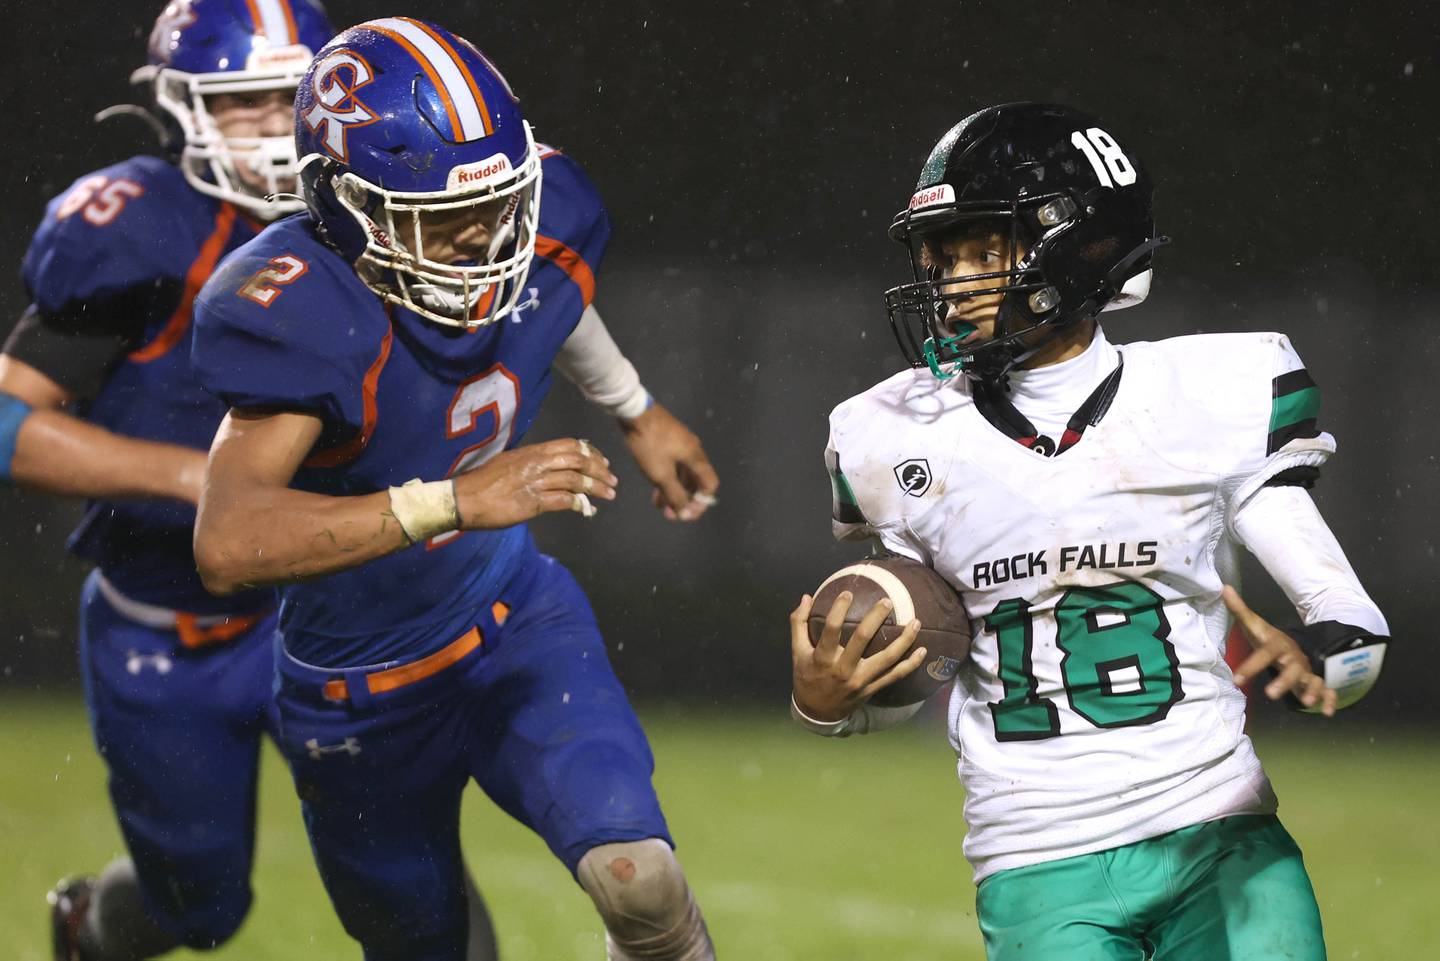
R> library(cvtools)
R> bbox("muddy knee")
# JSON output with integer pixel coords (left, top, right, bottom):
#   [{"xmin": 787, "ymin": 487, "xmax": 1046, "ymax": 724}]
[
  {"xmin": 576, "ymin": 839, "xmax": 714, "ymax": 959},
  {"xmin": 578, "ymin": 839, "xmax": 691, "ymax": 940}
]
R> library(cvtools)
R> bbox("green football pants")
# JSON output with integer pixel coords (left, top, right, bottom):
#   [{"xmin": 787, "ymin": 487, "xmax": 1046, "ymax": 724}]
[{"xmin": 976, "ymin": 815, "xmax": 1325, "ymax": 961}]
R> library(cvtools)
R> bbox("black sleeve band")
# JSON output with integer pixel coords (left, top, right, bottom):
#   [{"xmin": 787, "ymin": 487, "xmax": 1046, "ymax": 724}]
[
  {"xmin": 1288, "ymin": 620, "xmax": 1389, "ymax": 668},
  {"xmin": 3, "ymin": 281, "xmax": 180, "ymax": 399},
  {"xmin": 1272, "ymin": 620, "xmax": 1390, "ymax": 712},
  {"xmin": 1263, "ymin": 465, "xmax": 1321, "ymax": 489}
]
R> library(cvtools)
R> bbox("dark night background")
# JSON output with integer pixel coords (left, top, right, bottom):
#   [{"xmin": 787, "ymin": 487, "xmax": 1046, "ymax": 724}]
[{"xmin": 0, "ymin": 0, "xmax": 1434, "ymax": 721}]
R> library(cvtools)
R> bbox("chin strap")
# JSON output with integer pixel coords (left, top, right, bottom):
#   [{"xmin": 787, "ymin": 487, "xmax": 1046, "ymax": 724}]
[{"xmin": 93, "ymin": 103, "xmax": 172, "ymax": 150}]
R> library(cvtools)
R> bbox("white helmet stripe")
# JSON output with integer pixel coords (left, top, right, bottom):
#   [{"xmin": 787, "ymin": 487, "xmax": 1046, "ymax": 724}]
[
  {"xmin": 250, "ymin": 0, "xmax": 296, "ymax": 44},
  {"xmin": 367, "ymin": 17, "xmax": 488, "ymax": 142}
]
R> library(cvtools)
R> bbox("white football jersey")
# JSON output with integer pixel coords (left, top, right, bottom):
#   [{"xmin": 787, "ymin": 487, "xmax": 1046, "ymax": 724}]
[{"xmin": 826, "ymin": 331, "xmax": 1333, "ymax": 881}]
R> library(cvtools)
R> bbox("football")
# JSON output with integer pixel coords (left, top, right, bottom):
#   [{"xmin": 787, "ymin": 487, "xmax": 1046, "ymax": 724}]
[{"xmin": 807, "ymin": 555, "xmax": 972, "ymax": 707}]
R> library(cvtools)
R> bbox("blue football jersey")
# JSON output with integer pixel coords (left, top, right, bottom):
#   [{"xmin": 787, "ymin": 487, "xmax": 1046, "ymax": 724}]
[
  {"xmin": 18, "ymin": 156, "xmax": 270, "ymax": 615},
  {"xmin": 192, "ymin": 150, "xmax": 611, "ymax": 667}
]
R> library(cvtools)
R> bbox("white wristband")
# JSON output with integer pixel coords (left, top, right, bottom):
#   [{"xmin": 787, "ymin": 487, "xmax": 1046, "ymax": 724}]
[
  {"xmin": 388, "ymin": 478, "xmax": 459, "ymax": 544},
  {"xmin": 790, "ymin": 694, "xmax": 855, "ymax": 737}
]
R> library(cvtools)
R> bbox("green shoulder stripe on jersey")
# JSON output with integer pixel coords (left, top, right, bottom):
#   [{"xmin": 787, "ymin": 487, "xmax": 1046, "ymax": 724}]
[
  {"xmin": 1268, "ymin": 368, "xmax": 1322, "ymax": 454},
  {"xmin": 825, "ymin": 448, "xmax": 865, "ymax": 525}
]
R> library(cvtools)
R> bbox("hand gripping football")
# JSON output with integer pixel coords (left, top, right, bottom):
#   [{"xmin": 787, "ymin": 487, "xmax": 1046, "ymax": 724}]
[{"xmin": 808, "ymin": 556, "xmax": 972, "ymax": 707}]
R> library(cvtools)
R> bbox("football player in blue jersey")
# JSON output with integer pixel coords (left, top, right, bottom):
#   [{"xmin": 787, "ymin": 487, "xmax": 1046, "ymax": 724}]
[
  {"xmin": 0, "ymin": 3, "xmax": 491, "ymax": 960},
  {"xmin": 189, "ymin": 17, "xmax": 719, "ymax": 961}
]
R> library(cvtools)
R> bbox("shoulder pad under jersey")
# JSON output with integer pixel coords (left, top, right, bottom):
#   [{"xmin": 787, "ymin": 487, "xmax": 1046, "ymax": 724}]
[
  {"xmin": 23, "ymin": 157, "xmax": 218, "ymax": 315},
  {"xmin": 533, "ymin": 146, "xmax": 611, "ymax": 307},
  {"xmin": 1122, "ymin": 332, "xmax": 1334, "ymax": 510},
  {"xmin": 826, "ymin": 368, "xmax": 972, "ymax": 542},
  {"xmin": 192, "ymin": 215, "xmax": 390, "ymax": 439}
]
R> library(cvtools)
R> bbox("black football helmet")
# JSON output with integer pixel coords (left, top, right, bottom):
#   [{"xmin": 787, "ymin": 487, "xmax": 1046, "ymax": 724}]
[{"xmin": 885, "ymin": 103, "xmax": 1168, "ymax": 383}]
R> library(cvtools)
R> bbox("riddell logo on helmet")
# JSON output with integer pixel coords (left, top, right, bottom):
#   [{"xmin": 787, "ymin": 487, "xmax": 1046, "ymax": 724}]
[
  {"xmin": 247, "ymin": 44, "xmax": 315, "ymax": 71},
  {"xmin": 447, "ymin": 154, "xmax": 513, "ymax": 191},
  {"xmin": 457, "ymin": 162, "xmax": 507, "ymax": 184},
  {"xmin": 366, "ymin": 222, "xmax": 392, "ymax": 249},
  {"xmin": 909, "ymin": 184, "xmax": 955, "ymax": 210}
]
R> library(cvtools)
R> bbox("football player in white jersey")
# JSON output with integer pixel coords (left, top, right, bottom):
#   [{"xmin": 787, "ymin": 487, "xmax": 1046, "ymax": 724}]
[{"xmin": 788, "ymin": 102, "xmax": 1390, "ymax": 961}]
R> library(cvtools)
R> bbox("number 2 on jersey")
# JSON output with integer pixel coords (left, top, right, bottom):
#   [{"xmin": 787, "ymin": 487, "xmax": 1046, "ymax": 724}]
[
  {"xmin": 428, "ymin": 365, "xmax": 520, "ymax": 549},
  {"xmin": 986, "ymin": 582, "xmax": 1182, "ymax": 741},
  {"xmin": 238, "ymin": 255, "xmax": 309, "ymax": 307}
]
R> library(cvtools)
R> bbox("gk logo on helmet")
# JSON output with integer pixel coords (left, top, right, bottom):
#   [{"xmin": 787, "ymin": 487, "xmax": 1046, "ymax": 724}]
[
  {"xmin": 148, "ymin": 0, "xmax": 197, "ymax": 63},
  {"xmin": 304, "ymin": 49, "xmax": 380, "ymax": 162}
]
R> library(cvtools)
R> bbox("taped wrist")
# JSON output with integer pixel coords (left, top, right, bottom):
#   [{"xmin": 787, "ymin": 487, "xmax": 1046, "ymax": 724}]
[
  {"xmin": 387, "ymin": 478, "xmax": 458, "ymax": 544},
  {"xmin": 1283, "ymin": 620, "xmax": 1389, "ymax": 712},
  {"xmin": 789, "ymin": 694, "xmax": 854, "ymax": 737},
  {"xmin": 0, "ymin": 392, "xmax": 33, "ymax": 482}
]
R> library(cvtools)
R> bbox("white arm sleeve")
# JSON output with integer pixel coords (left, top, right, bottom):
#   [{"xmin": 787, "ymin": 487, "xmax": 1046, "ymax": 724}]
[
  {"xmin": 553, "ymin": 304, "xmax": 652, "ymax": 420},
  {"xmin": 1231, "ymin": 484, "xmax": 1389, "ymax": 636}
]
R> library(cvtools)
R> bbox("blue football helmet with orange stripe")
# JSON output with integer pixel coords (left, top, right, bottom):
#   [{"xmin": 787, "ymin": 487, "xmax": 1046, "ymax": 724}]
[
  {"xmin": 294, "ymin": 18, "xmax": 543, "ymax": 328},
  {"xmin": 140, "ymin": 0, "xmax": 334, "ymax": 218}
]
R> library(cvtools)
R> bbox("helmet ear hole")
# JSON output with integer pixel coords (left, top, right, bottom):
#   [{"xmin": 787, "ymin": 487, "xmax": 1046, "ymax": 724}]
[
  {"xmin": 337, "ymin": 179, "xmax": 368, "ymax": 208},
  {"xmin": 299, "ymin": 157, "xmax": 369, "ymax": 262}
]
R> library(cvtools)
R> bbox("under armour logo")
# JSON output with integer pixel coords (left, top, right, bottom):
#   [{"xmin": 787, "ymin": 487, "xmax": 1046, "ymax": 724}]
[
  {"xmin": 306, "ymin": 737, "xmax": 362, "ymax": 760},
  {"xmin": 304, "ymin": 49, "xmax": 379, "ymax": 162},
  {"xmin": 509, "ymin": 287, "xmax": 541, "ymax": 323},
  {"xmin": 893, "ymin": 458, "xmax": 932, "ymax": 497},
  {"xmin": 124, "ymin": 650, "xmax": 173, "ymax": 676}
]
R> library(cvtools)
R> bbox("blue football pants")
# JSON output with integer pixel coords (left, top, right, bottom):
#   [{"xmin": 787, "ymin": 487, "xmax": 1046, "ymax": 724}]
[
  {"xmin": 78, "ymin": 570, "xmax": 280, "ymax": 947},
  {"xmin": 275, "ymin": 554, "xmax": 671, "ymax": 961}
]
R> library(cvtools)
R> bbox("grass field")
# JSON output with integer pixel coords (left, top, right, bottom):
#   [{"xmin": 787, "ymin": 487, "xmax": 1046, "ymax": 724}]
[{"xmin": 2, "ymin": 694, "xmax": 1437, "ymax": 960}]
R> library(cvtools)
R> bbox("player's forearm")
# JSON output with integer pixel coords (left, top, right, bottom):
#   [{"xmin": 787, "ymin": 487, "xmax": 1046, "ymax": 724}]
[
  {"xmin": 1233, "ymin": 485, "xmax": 1388, "ymax": 634},
  {"xmin": 193, "ymin": 484, "xmax": 409, "ymax": 594},
  {"xmin": 554, "ymin": 305, "xmax": 652, "ymax": 419},
  {"xmin": 10, "ymin": 407, "xmax": 204, "ymax": 503}
]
